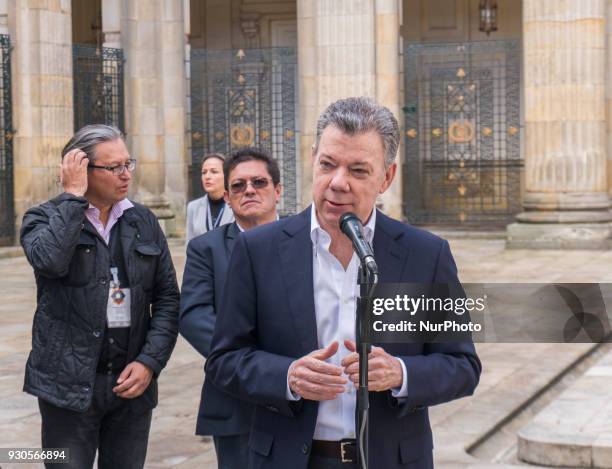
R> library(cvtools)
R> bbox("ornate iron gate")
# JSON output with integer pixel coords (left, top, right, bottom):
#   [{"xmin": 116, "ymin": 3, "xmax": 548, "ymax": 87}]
[
  {"xmin": 0, "ymin": 35, "xmax": 13, "ymax": 246},
  {"xmin": 403, "ymin": 40, "xmax": 522, "ymax": 226},
  {"xmin": 73, "ymin": 45, "xmax": 125, "ymax": 132},
  {"xmin": 190, "ymin": 47, "xmax": 298, "ymax": 215}
]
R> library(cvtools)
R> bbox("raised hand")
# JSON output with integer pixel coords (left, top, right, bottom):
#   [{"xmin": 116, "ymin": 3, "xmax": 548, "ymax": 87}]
[{"xmin": 60, "ymin": 148, "xmax": 89, "ymax": 197}]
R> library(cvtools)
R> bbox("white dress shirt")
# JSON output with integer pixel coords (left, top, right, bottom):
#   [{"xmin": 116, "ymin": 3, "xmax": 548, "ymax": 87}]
[{"xmin": 287, "ymin": 206, "xmax": 408, "ymax": 441}]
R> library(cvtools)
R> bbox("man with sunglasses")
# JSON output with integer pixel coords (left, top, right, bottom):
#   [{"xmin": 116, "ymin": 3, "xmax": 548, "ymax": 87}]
[
  {"xmin": 20, "ymin": 124, "xmax": 180, "ymax": 469},
  {"xmin": 180, "ymin": 146, "xmax": 281, "ymax": 469}
]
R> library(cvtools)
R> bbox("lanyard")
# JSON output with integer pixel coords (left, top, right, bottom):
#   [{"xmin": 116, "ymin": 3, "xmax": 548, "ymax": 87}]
[
  {"xmin": 110, "ymin": 267, "xmax": 119, "ymax": 287},
  {"xmin": 206, "ymin": 202, "xmax": 225, "ymax": 231}
]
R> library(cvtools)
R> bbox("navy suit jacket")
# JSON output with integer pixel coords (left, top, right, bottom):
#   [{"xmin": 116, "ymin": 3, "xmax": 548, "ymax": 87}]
[
  {"xmin": 207, "ymin": 208, "xmax": 481, "ymax": 468},
  {"xmin": 179, "ymin": 222, "xmax": 252, "ymax": 436}
]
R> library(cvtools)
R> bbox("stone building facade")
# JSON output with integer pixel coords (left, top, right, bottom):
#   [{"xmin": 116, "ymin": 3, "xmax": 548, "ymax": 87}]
[{"xmin": 1, "ymin": 0, "xmax": 611, "ymax": 249}]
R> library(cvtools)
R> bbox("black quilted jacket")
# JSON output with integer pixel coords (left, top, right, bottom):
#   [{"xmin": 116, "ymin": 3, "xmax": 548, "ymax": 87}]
[{"xmin": 20, "ymin": 192, "xmax": 179, "ymax": 412}]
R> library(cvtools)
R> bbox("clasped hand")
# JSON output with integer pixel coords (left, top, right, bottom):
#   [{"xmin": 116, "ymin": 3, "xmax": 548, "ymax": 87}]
[
  {"xmin": 287, "ymin": 339, "xmax": 403, "ymax": 401},
  {"xmin": 113, "ymin": 361, "xmax": 154, "ymax": 399}
]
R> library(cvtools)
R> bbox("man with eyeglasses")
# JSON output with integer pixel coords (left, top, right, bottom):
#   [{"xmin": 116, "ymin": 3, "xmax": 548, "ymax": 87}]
[
  {"xmin": 20, "ymin": 124, "xmax": 180, "ymax": 469},
  {"xmin": 180, "ymin": 146, "xmax": 281, "ymax": 469}
]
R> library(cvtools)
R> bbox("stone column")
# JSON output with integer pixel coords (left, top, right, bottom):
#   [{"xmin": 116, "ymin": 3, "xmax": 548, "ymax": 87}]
[
  {"xmin": 607, "ymin": 0, "xmax": 612, "ymax": 200},
  {"xmin": 122, "ymin": 0, "xmax": 188, "ymax": 235},
  {"xmin": 0, "ymin": 0, "xmax": 8, "ymax": 35},
  {"xmin": 375, "ymin": 0, "xmax": 401, "ymax": 219},
  {"xmin": 101, "ymin": 0, "xmax": 121, "ymax": 48},
  {"xmin": 507, "ymin": 0, "xmax": 611, "ymax": 249},
  {"xmin": 297, "ymin": 0, "xmax": 402, "ymax": 217},
  {"xmin": 8, "ymin": 0, "xmax": 74, "ymax": 229}
]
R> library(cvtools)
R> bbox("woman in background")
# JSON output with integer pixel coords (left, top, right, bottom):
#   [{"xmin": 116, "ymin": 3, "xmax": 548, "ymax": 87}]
[{"xmin": 186, "ymin": 153, "xmax": 234, "ymax": 242}]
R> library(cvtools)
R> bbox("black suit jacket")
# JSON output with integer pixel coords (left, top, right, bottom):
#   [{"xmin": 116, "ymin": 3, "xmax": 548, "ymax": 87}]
[
  {"xmin": 179, "ymin": 222, "xmax": 252, "ymax": 436},
  {"xmin": 206, "ymin": 207, "xmax": 482, "ymax": 469}
]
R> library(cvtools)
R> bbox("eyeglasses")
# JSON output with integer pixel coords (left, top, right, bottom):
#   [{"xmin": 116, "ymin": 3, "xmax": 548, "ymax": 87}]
[
  {"xmin": 88, "ymin": 159, "xmax": 137, "ymax": 176},
  {"xmin": 229, "ymin": 177, "xmax": 271, "ymax": 194}
]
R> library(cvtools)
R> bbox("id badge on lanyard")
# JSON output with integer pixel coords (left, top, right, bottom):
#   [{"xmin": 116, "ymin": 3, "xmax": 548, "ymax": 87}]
[{"xmin": 107, "ymin": 267, "xmax": 131, "ymax": 328}]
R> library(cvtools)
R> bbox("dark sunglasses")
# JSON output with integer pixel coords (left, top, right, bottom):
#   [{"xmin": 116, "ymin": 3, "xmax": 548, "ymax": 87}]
[{"xmin": 229, "ymin": 177, "xmax": 271, "ymax": 194}]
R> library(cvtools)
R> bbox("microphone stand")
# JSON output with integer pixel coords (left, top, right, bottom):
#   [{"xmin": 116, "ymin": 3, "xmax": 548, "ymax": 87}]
[{"xmin": 356, "ymin": 263, "xmax": 378, "ymax": 469}]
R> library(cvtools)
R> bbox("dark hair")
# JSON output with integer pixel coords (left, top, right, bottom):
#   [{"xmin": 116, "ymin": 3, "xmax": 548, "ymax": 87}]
[
  {"xmin": 201, "ymin": 153, "xmax": 225, "ymax": 167},
  {"xmin": 224, "ymin": 146, "xmax": 281, "ymax": 190},
  {"xmin": 62, "ymin": 124, "xmax": 124, "ymax": 162}
]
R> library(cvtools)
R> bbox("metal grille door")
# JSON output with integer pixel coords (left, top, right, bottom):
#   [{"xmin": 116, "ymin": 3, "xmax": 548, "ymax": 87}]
[
  {"xmin": 403, "ymin": 40, "xmax": 522, "ymax": 226},
  {"xmin": 190, "ymin": 47, "xmax": 298, "ymax": 216},
  {"xmin": 73, "ymin": 45, "xmax": 125, "ymax": 132}
]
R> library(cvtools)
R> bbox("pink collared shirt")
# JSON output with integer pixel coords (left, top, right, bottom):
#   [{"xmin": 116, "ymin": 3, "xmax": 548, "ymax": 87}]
[{"xmin": 85, "ymin": 198, "xmax": 134, "ymax": 244}]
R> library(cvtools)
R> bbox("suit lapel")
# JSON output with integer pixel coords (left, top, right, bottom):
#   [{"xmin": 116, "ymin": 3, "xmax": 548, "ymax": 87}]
[
  {"xmin": 197, "ymin": 196, "xmax": 209, "ymax": 233},
  {"xmin": 372, "ymin": 210, "xmax": 409, "ymax": 283},
  {"xmin": 279, "ymin": 208, "xmax": 318, "ymax": 354}
]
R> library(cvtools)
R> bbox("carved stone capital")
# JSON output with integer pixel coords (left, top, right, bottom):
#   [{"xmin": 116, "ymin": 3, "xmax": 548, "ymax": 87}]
[{"xmin": 240, "ymin": 13, "xmax": 261, "ymax": 47}]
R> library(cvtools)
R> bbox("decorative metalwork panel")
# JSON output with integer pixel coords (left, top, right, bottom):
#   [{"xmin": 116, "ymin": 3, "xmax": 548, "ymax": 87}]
[
  {"xmin": 403, "ymin": 40, "xmax": 522, "ymax": 226},
  {"xmin": 190, "ymin": 47, "xmax": 298, "ymax": 216},
  {"xmin": 0, "ymin": 34, "xmax": 13, "ymax": 246},
  {"xmin": 73, "ymin": 45, "xmax": 125, "ymax": 132}
]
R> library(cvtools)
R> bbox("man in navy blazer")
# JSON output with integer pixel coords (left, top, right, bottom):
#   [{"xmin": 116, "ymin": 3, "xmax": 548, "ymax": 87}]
[
  {"xmin": 207, "ymin": 97, "xmax": 481, "ymax": 469},
  {"xmin": 179, "ymin": 147, "xmax": 282, "ymax": 468}
]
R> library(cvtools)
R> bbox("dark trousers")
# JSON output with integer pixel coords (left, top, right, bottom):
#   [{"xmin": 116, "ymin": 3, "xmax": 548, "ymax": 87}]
[
  {"xmin": 38, "ymin": 373, "xmax": 152, "ymax": 469},
  {"xmin": 213, "ymin": 434, "xmax": 249, "ymax": 469}
]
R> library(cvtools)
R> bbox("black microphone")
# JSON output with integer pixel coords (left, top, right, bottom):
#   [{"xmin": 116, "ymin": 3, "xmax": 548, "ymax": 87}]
[{"xmin": 339, "ymin": 212, "xmax": 378, "ymax": 274}]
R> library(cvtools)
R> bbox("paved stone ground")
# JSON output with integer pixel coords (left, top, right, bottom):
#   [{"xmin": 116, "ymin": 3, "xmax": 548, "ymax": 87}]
[
  {"xmin": 517, "ymin": 348, "xmax": 612, "ymax": 468},
  {"xmin": 1, "ymin": 238, "xmax": 611, "ymax": 468}
]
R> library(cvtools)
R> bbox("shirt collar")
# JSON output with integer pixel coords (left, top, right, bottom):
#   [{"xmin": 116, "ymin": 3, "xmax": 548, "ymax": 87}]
[
  {"xmin": 86, "ymin": 198, "xmax": 134, "ymax": 218},
  {"xmin": 235, "ymin": 214, "xmax": 280, "ymax": 233},
  {"xmin": 310, "ymin": 203, "xmax": 376, "ymax": 249}
]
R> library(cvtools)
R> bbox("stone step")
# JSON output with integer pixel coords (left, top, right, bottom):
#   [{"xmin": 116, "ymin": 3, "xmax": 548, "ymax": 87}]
[
  {"xmin": 0, "ymin": 246, "xmax": 23, "ymax": 260},
  {"xmin": 517, "ymin": 349, "xmax": 612, "ymax": 468}
]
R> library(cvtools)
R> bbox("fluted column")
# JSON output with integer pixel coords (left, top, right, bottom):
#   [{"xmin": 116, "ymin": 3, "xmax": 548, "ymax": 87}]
[
  {"xmin": 102, "ymin": 0, "xmax": 121, "ymax": 48},
  {"xmin": 607, "ymin": 0, "xmax": 612, "ymax": 200},
  {"xmin": 507, "ymin": 0, "xmax": 611, "ymax": 249},
  {"xmin": 0, "ymin": 0, "xmax": 8, "ymax": 35},
  {"xmin": 8, "ymin": 0, "xmax": 74, "ymax": 230},
  {"xmin": 297, "ymin": 0, "xmax": 401, "ymax": 217},
  {"xmin": 375, "ymin": 0, "xmax": 401, "ymax": 218},
  {"xmin": 122, "ymin": 0, "xmax": 188, "ymax": 234}
]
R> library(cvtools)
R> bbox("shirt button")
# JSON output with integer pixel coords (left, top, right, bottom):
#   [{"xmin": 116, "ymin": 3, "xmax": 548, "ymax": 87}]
[
  {"xmin": 92, "ymin": 330, "xmax": 101, "ymax": 338},
  {"xmin": 107, "ymin": 362, "xmax": 113, "ymax": 369},
  {"xmin": 100, "ymin": 279, "xmax": 107, "ymax": 285},
  {"xmin": 108, "ymin": 338, "xmax": 114, "ymax": 344},
  {"xmin": 85, "ymin": 248, "xmax": 90, "ymax": 253},
  {"xmin": 301, "ymin": 443, "xmax": 309, "ymax": 454}
]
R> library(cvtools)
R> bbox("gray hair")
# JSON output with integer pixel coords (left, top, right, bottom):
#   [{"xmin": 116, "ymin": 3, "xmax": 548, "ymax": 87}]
[
  {"xmin": 62, "ymin": 124, "xmax": 124, "ymax": 161},
  {"xmin": 313, "ymin": 97, "xmax": 400, "ymax": 168}
]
